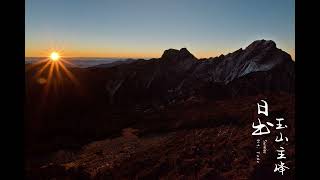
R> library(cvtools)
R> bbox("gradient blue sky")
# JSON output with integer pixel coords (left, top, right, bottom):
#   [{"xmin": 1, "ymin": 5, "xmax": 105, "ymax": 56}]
[{"xmin": 26, "ymin": 0, "xmax": 295, "ymax": 59}]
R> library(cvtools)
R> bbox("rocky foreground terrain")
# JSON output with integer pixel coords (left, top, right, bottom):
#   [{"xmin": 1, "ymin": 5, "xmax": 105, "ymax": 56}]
[{"xmin": 25, "ymin": 40, "xmax": 295, "ymax": 179}]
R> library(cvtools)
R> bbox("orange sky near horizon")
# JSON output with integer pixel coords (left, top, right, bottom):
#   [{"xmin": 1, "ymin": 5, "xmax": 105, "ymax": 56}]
[
  {"xmin": 26, "ymin": 0, "xmax": 294, "ymax": 60},
  {"xmin": 25, "ymin": 46, "xmax": 295, "ymax": 60}
]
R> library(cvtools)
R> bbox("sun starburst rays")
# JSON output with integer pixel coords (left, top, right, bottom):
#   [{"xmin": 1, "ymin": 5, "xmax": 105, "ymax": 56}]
[
  {"xmin": 57, "ymin": 60, "xmax": 79, "ymax": 85},
  {"xmin": 28, "ymin": 52, "xmax": 79, "ymax": 97}
]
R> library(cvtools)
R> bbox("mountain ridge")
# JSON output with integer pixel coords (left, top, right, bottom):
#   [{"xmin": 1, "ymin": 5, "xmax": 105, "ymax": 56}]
[{"xmin": 24, "ymin": 39, "xmax": 295, "ymax": 157}]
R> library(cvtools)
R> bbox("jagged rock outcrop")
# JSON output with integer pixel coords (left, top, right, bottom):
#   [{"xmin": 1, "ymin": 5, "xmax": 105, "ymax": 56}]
[
  {"xmin": 87, "ymin": 39, "xmax": 294, "ymax": 105},
  {"xmin": 192, "ymin": 39, "xmax": 293, "ymax": 83}
]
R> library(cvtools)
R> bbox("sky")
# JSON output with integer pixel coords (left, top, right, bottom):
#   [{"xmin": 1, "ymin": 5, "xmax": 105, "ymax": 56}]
[{"xmin": 26, "ymin": 0, "xmax": 295, "ymax": 59}]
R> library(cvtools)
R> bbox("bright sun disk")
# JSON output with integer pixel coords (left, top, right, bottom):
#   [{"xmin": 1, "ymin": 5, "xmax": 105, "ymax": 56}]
[{"xmin": 50, "ymin": 52, "xmax": 60, "ymax": 61}]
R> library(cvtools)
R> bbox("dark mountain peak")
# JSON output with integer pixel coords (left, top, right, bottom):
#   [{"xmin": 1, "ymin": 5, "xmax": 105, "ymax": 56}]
[
  {"xmin": 161, "ymin": 48, "xmax": 196, "ymax": 61},
  {"xmin": 245, "ymin": 39, "xmax": 276, "ymax": 51},
  {"xmin": 243, "ymin": 39, "xmax": 293, "ymax": 63},
  {"xmin": 179, "ymin": 47, "xmax": 191, "ymax": 55},
  {"xmin": 161, "ymin": 48, "xmax": 179, "ymax": 58}
]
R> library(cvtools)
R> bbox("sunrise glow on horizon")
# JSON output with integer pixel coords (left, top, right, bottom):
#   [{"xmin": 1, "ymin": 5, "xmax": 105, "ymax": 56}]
[
  {"xmin": 26, "ymin": 0, "xmax": 295, "ymax": 60},
  {"xmin": 50, "ymin": 52, "xmax": 60, "ymax": 61}
]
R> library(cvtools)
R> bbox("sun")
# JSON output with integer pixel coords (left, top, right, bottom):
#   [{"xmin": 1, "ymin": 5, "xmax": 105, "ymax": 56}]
[
  {"xmin": 50, "ymin": 52, "xmax": 60, "ymax": 61},
  {"xmin": 27, "ymin": 51, "xmax": 79, "ymax": 97}
]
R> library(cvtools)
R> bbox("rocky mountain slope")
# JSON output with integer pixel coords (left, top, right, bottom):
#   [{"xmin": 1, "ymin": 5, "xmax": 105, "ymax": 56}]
[
  {"xmin": 25, "ymin": 39, "xmax": 295, "ymax": 179},
  {"xmin": 79, "ymin": 39, "xmax": 294, "ymax": 105}
]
